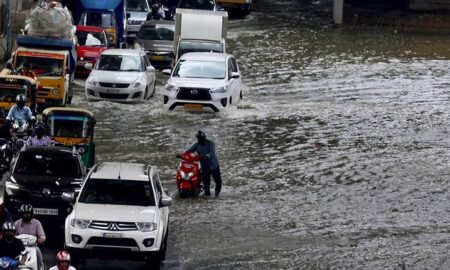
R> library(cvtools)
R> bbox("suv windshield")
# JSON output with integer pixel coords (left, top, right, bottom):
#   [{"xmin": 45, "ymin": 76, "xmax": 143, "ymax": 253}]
[
  {"xmin": 78, "ymin": 179, "xmax": 156, "ymax": 206},
  {"xmin": 138, "ymin": 25, "xmax": 175, "ymax": 41},
  {"xmin": 128, "ymin": 0, "xmax": 149, "ymax": 12},
  {"xmin": 178, "ymin": 0, "xmax": 215, "ymax": 10},
  {"xmin": 14, "ymin": 151, "xmax": 82, "ymax": 178},
  {"xmin": 76, "ymin": 31, "xmax": 107, "ymax": 47},
  {"xmin": 173, "ymin": 59, "xmax": 225, "ymax": 79}
]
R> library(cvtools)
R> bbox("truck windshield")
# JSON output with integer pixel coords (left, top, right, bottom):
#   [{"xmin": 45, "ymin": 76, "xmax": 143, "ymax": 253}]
[
  {"xmin": 15, "ymin": 57, "xmax": 64, "ymax": 77},
  {"xmin": 76, "ymin": 31, "xmax": 107, "ymax": 47},
  {"xmin": 173, "ymin": 59, "xmax": 225, "ymax": 79},
  {"xmin": 96, "ymin": 55, "xmax": 142, "ymax": 72},
  {"xmin": 0, "ymin": 86, "xmax": 26, "ymax": 102},
  {"xmin": 139, "ymin": 25, "xmax": 175, "ymax": 41},
  {"xmin": 179, "ymin": 41, "xmax": 223, "ymax": 58},
  {"xmin": 128, "ymin": 0, "xmax": 149, "ymax": 12},
  {"xmin": 178, "ymin": 0, "xmax": 215, "ymax": 10},
  {"xmin": 78, "ymin": 178, "xmax": 156, "ymax": 206}
]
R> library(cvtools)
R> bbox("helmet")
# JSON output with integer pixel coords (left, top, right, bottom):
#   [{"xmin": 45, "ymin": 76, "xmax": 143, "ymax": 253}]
[
  {"xmin": 196, "ymin": 130, "xmax": 206, "ymax": 139},
  {"xmin": 56, "ymin": 251, "xmax": 71, "ymax": 270},
  {"xmin": 19, "ymin": 203, "xmax": 33, "ymax": 213},
  {"xmin": 35, "ymin": 122, "xmax": 45, "ymax": 131},
  {"xmin": 1, "ymin": 221, "xmax": 16, "ymax": 232},
  {"xmin": 16, "ymin": 94, "xmax": 26, "ymax": 108}
]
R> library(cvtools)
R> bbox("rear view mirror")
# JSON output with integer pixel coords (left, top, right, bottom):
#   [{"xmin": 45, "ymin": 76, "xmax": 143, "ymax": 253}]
[
  {"xmin": 84, "ymin": 63, "xmax": 93, "ymax": 70},
  {"xmin": 162, "ymin": 69, "xmax": 171, "ymax": 76},
  {"xmin": 160, "ymin": 196, "xmax": 172, "ymax": 207},
  {"xmin": 62, "ymin": 192, "xmax": 75, "ymax": 202},
  {"xmin": 146, "ymin": 66, "xmax": 155, "ymax": 72},
  {"xmin": 231, "ymin": 72, "xmax": 240, "ymax": 79}
]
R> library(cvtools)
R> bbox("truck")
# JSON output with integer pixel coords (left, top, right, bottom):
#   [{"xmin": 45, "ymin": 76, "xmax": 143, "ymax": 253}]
[
  {"xmin": 216, "ymin": 0, "xmax": 252, "ymax": 16},
  {"xmin": 12, "ymin": 35, "xmax": 77, "ymax": 108},
  {"xmin": 173, "ymin": 9, "xmax": 228, "ymax": 63},
  {"xmin": 64, "ymin": 0, "xmax": 127, "ymax": 48}
]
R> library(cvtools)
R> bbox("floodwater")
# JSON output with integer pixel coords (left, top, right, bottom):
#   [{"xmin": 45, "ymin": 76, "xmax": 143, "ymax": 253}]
[{"xmin": 9, "ymin": 0, "xmax": 450, "ymax": 269}]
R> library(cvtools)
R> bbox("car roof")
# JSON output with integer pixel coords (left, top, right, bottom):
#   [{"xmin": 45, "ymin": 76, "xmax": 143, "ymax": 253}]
[
  {"xmin": 90, "ymin": 162, "xmax": 149, "ymax": 182},
  {"xmin": 179, "ymin": 52, "xmax": 233, "ymax": 61},
  {"xmin": 76, "ymin": 25, "xmax": 105, "ymax": 33},
  {"xmin": 100, "ymin": 49, "xmax": 144, "ymax": 56},
  {"xmin": 141, "ymin": 20, "xmax": 175, "ymax": 27}
]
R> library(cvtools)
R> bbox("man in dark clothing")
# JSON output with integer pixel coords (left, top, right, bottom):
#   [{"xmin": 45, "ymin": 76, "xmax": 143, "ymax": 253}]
[
  {"xmin": 188, "ymin": 131, "xmax": 222, "ymax": 197},
  {"xmin": 0, "ymin": 222, "xmax": 27, "ymax": 264}
]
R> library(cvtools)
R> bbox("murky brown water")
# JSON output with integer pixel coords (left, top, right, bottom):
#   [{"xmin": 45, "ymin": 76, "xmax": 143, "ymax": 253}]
[{"xmin": 6, "ymin": 0, "xmax": 450, "ymax": 269}]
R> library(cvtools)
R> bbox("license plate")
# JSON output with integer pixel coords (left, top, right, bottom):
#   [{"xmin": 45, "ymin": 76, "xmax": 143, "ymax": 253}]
[
  {"xmin": 106, "ymin": 89, "xmax": 120, "ymax": 93},
  {"xmin": 151, "ymin": 55, "xmax": 164, "ymax": 61},
  {"xmin": 184, "ymin": 103, "xmax": 203, "ymax": 110},
  {"xmin": 36, "ymin": 98, "xmax": 45, "ymax": 103},
  {"xmin": 103, "ymin": 233, "xmax": 123, "ymax": 238},
  {"xmin": 33, "ymin": 208, "xmax": 58, "ymax": 216}
]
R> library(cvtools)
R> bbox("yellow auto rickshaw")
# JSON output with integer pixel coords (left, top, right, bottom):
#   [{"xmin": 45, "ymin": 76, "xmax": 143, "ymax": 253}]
[
  {"xmin": 42, "ymin": 107, "xmax": 96, "ymax": 168},
  {"xmin": 0, "ymin": 68, "xmax": 38, "ymax": 113}
]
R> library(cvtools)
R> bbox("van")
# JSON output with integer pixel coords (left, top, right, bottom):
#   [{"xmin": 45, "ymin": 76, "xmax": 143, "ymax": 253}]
[{"xmin": 127, "ymin": 0, "xmax": 150, "ymax": 34}]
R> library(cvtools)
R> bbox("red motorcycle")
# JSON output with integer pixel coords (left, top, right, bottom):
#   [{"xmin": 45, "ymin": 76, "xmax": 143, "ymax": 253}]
[{"xmin": 176, "ymin": 151, "xmax": 202, "ymax": 198}]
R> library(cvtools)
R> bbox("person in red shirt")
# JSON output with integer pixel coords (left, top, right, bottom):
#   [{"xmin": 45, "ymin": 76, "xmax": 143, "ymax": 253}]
[{"xmin": 20, "ymin": 62, "xmax": 37, "ymax": 80}]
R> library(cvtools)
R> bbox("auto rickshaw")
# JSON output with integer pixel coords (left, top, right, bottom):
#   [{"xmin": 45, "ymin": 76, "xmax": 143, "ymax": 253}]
[
  {"xmin": 0, "ymin": 68, "xmax": 38, "ymax": 113},
  {"xmin": 42, "ymin": 107, "xmax": 96, "ymax": 168}
]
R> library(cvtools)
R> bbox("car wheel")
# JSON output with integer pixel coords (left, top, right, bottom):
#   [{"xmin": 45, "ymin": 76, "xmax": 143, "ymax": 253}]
[
  {"xmin": 229, "ymin": 96, "xmax": 232, "ymax": 105},
  {"xmin": 144, "ymin": 87, "xmax": 149, "ymax": 100},
  {"xmin": 160, "ymin": 227, "xmax": 169, "ymax": 261},
  {"xmin": 145, "ymin": 254, "xmax": 161, "ymax": 270},
  {"xmin": 150, "ymin": 81, "xmax": 155, "ymax": 98},
  {"xmin": 240, "ymin": 91, "xmax": 243, "ymax": 100},
  {"xmin": 179, "ymin": 189, "xmax": 190, "ymax": 198}
]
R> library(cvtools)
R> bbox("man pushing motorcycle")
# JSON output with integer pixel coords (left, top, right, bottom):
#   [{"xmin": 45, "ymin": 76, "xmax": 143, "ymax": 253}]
[{"xmin": 188, "ymin": 131, "xmax": 222, "ymax": 197}]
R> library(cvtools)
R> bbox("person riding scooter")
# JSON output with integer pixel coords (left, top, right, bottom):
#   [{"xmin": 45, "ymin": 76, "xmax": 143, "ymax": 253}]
[
  {"xmin": 6, "ymin": 94, "xmax": 35, "ymax": 124},
  {"xmin": 0, "ymin": 222, "xmax": 27, "ymax": 265},
  {"xmin": 49, "ymin": 250, "xmax": 76, "ymax": 270},
  {"xmin": 26, "ymin": 122, "xmax": 52, "ymax": 146}
]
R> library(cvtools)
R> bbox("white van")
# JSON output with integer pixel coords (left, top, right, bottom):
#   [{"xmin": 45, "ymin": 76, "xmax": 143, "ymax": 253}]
[{"xmin": 127, "ymin": 0, "xmax": 150, "ymax": 34}]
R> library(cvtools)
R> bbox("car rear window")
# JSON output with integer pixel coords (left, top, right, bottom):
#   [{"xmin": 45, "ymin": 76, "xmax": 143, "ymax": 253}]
[
  {"xmin": 78, "ymin": 179, "xmax": 156, "ymax": 206},
  {"xmin": 14, "ymin": 151, "xmax": 82, "ymax": 178}
]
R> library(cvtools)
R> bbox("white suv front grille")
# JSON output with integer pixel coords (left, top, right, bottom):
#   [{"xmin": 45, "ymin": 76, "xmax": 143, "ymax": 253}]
[{"xmin": 89, "ymin": 221, "xmax": 138, "ymax": 231}]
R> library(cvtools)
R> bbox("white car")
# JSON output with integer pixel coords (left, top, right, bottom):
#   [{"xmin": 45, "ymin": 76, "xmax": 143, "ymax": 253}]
[
  {"xmin": 162, "ymin": 52, "xmax": 243, "ymax": 112},
  {"xmin": 85, "ymin": 49, "xmax": 156, "ymax": 102},
  {"xmin": 64, "ymin": 162, "xmax": 172, "ymax": 269}
]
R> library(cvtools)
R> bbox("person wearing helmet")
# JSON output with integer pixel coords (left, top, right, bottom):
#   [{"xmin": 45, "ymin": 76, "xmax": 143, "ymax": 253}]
[
  {"xmin": 20, "ymin": 62, "xmax": 37, "ymax": 80},
  {"xmin": 6, "ymin": 94, "xmax": 35, "ymax": 124},
  {"xmin": 14, "ymin": 204, "xmax": 46, "ymax": 245},
  {"xmin": 188, "ymin": 130, "xmax": 222, "ymax": 197},
  {"xmin": 49, "ymin": 250, "xmax": 77, "ymax": 270},
  {"xmin": 146, "ymin": 1, "xmax": 165, "ymax": 20},
  {"xmin": 0, "ymin": 222, "xmax": 27, "ymax": 264},
  {"xmin": 26, "ymin": 122, "xmax": 52, "ymax": 146}
]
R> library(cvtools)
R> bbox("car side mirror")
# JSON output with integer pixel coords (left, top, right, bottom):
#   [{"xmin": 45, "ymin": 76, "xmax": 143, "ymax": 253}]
[
  {"xmin": 84, "ymin": 63, "xmax": 93, "ymax": 70},
  {"xmin": 162, "ymin": 69, "xmax": 171, "ymax": 76},
  {"xmin": 160, "ymin": 196, "xmax": 172, "ymax": 207},
  {"xmin": 146, "ymin": 66, "xmax": 155, "ymax": 72},
  {"xmin": 127, "ymin": 13, "xmax": 131, "ymax": 19},
  {"xmin": 231, "ymin": 72, "xmax": 240, "ymax": 79}
]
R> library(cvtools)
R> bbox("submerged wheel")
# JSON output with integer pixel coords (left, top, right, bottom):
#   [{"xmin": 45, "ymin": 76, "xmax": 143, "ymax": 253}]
[{"xmin": 179, "ymin": 189, "xmax": 190, "ymax": 198}]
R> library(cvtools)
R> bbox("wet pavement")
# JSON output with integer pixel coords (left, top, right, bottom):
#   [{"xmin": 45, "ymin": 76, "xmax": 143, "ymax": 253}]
[{"xmin": 5, "ymin": 0, "xmax": 450, "ymax": 269}]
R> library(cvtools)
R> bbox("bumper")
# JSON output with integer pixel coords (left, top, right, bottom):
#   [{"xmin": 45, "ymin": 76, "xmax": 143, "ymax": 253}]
[
  {"xmin": 127, "ymin": 24, "xmax": 143, "ymax": 34},
  {"xmin": 147, "ymin": 53, "xmax": 174, "ymax": 70},
  {"xmin": 163, "ymin": 91, "xmax": 231, "ymax": 112},
  {"xmin": 85, "ymin": 85, "xmax": 146, "ymax": 103}
]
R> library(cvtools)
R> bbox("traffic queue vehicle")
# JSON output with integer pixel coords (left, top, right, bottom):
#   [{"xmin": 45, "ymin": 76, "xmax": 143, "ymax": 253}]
[
  {"xmin": 42, "ymin": 107, "xmax": 96, "ymax": 168},
  {"xmin": 0, "ymin": 68, "xmax": 38, "ymax": 113},
  {"xmin": 75, "ymin": 25, "xmax": 110, "ymax": 77}
]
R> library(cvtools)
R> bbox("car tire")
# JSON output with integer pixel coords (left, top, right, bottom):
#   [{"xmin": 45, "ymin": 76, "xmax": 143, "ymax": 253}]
[
  {"xmin": 145, "ymin": 254, "xmax": 161, "ymax": 270},
  {"xmin": 179, "ymin": 189, "xmax": 190, "ymax": 198},
  {"xmin": 160, "ymin": 227, "xmax": 168, "ymax": 261},
  {"xmin": 150, "ymin": 81, "xmax": 156, "ymax": 98}
]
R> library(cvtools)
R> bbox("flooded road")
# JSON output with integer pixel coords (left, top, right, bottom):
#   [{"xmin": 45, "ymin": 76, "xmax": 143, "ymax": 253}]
[{"xmin": 9, "ymin": 0, "xmax": 450, "ymax": 269}]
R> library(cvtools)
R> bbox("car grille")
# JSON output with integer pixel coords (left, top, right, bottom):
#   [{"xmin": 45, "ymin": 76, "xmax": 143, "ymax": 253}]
[
  {"xmin": 89, "ymin": 221, "xmax": 138, "ymax": 231},
  {"xmin": 87, "ymin": 237, "xmax": 138, "ymax": 247},
  {"xmin": 99, "ymin": 82, "xmax": 130, "ymax": 88},
  {"xmin": 176, "ymin": 87, "xmax": 212, "ymax": 101},
  {"xmin": 98, "ymin": 93, "xmax": 129, "ymax": 99}
]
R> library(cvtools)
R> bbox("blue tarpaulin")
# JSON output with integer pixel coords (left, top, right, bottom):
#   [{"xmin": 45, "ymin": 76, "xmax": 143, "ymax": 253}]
[{"xmin": 79, "ymin": 0, "xmax": 123, "ymax": 10}]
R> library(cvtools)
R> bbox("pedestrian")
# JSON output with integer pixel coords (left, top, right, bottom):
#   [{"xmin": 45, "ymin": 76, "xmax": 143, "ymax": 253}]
[{"xmin": 188, "ymin": 130, "xmax": 222, "ymax": 197}]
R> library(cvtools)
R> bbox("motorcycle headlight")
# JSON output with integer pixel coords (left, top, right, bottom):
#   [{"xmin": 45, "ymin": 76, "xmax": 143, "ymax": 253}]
[
  {"xmin": 136, "ymin": 222, "xmax": 157, "ymax": 232},
  {"xmin": 211, "ymin": 86, "xmax": 227, "ymax": 94},
  {"xmin": 87, "ymin": 75, "xmax": 97, "ymax": 86},
  {"xmin": 166, "ymin": 84, "xmax": 179, "ymax": 92},
  {"xmin": 71, "ymin": 219, "xmax": 91, "ymax": 229},
  {"xmin": 180, "ymin": 171, "xmax": 194, "ymax": 180},
  {"xmin": 0, "ymin": 258, "xmax": 10, "ymax": 268}
]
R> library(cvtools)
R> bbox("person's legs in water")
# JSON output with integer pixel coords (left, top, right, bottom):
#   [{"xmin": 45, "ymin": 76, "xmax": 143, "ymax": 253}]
[
  {"xmin": 202, "ymin": 166, "xmax": 212, "ymax": 196},
  {"xmin": 212, "ymin": 166, "xmax": 222, "ymax": 196}
]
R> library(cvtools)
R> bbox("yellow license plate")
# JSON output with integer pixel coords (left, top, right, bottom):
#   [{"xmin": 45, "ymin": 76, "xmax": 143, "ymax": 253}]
[
  {"xmin": 36, "ymin": 98, "xmax": 45, "ymax": 103},
  {"xmin": 151, "ymin": 55, "xmax": 164, "ymax": 61},
  {"xmin": 184, "ymin": 103, "xmax": 203, "ymax": 110}
]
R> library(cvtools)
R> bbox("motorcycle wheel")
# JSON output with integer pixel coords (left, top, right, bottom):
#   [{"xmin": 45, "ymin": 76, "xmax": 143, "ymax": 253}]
[{"xmin": 179, "ymin": 189, "xmax": 190, "ymax": 198}]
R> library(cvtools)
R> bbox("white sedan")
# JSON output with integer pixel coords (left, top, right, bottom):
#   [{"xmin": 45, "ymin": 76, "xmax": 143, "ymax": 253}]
[
  {"xmin": 162, "ymin": 52, "xmax": 243, "ymax": 112},
  {"xmin": 85, "ymin": 49, "xmax": 156, "ymax": 102}
]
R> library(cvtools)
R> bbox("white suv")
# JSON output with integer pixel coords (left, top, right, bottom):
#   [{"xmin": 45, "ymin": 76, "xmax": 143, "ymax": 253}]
[{"xmin": 64, "ymin": 162, "xmax": 172, "ymax": 269}]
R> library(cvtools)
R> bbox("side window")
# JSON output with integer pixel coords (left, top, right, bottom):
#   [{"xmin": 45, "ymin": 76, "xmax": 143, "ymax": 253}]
[
  {"xmin": 140, "ymin": 56, "xmax": 146, "ymax": 71},
  {"xmin": 154, "ymin": 172, "xmax": 163, "ymax": 198},
  {"xmin": 227, "ymin": 59, "xmax": 233, "ymax": 80},
  {"xmin": 144, "ymin": 55, "xmax": 151, "ymax": 67},
  {"xmin": 230, "ymin": 58, "xmax": 238, "ymax": 72}
]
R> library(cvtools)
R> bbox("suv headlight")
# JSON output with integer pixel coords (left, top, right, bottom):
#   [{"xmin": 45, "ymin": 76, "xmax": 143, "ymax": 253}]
[
  {"xmin": 87, "ymin": 75, "xmax": 97, "ymax": 86},
  {"xmin": 166, "ymin": 84, "xmax": 179, "ymax": 92},
  {"xmin": 136, "ymin": 222, "xmax": 157, "ymax": 232},
  {"xmin": 211, "ymin": 86, "xmax": 227, "ymax": 94},
  {"xmin": 71, "ymin": 219, "xmax": 91, "ymax": 229}
]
